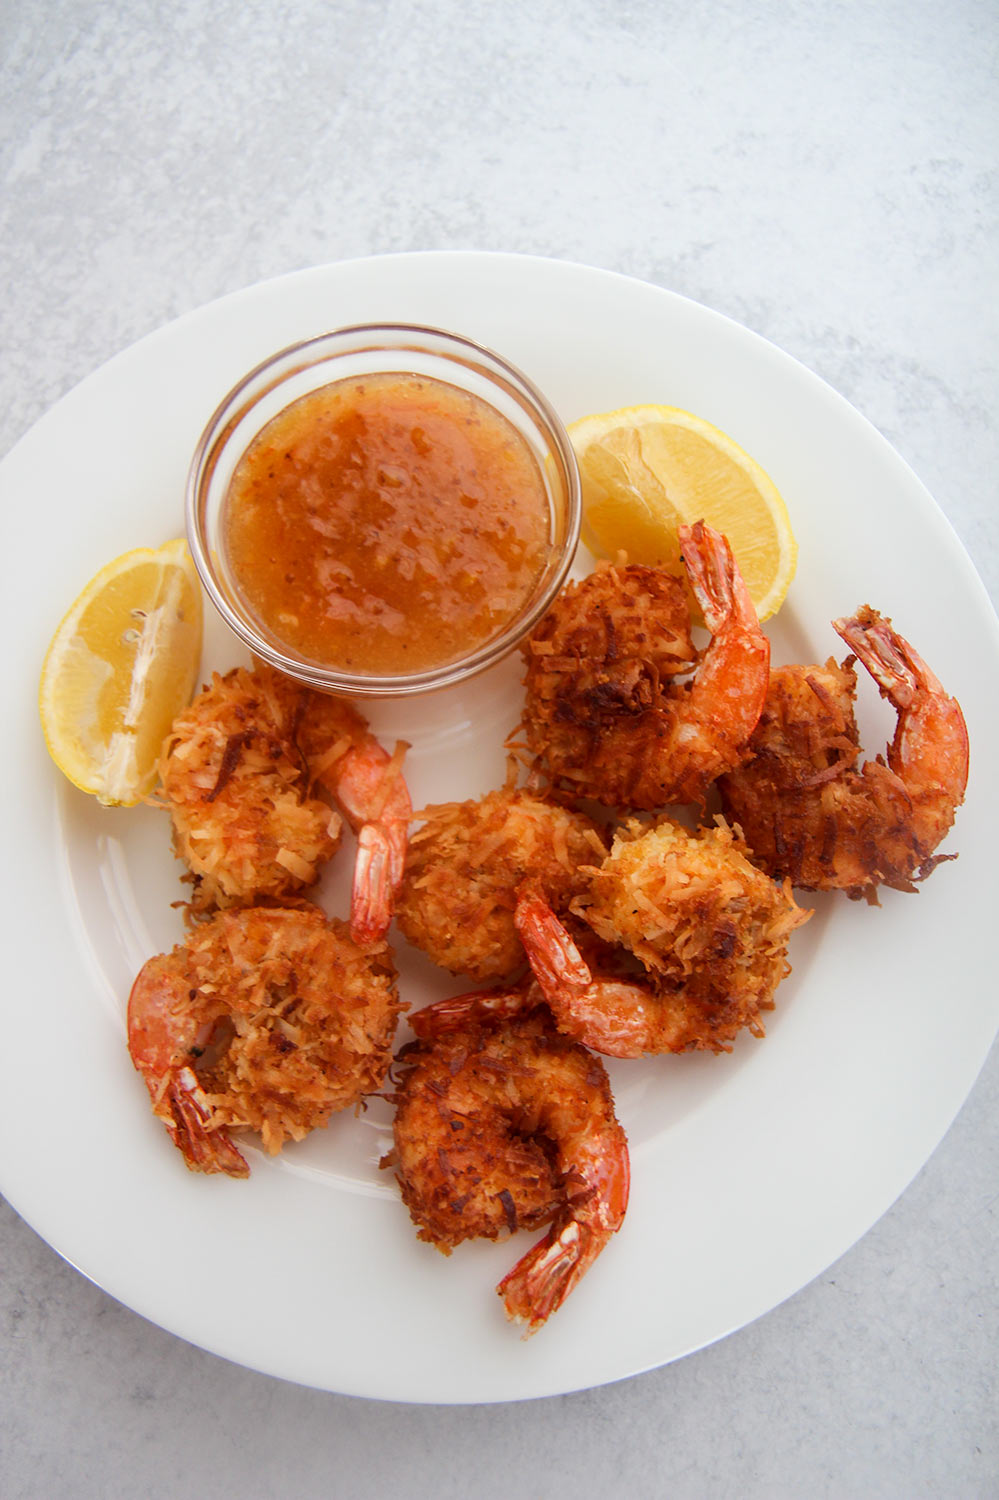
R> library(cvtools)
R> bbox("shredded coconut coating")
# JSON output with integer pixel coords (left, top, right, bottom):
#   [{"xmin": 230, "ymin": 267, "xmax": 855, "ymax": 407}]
[
  {"xmin": 718, "ymin": 648, "xmax": 966, "ymax": 898},
  {"xmin": 396, "ymin": 784, "xmax": 608, "ymax": 981},
  {"xmin": 520, "ymin": 562, "xmax": 699, "ymax": 808},
  {"xmin": 573, "ymin": 817, "xmax": 812, "ymax": 1051},
  {"xmin": 133, "ymin": 905, "xmax": 402, "ymax": 1155},
  {"xmin": 519, "ymin": 538, "xmax": 771, "ymax": 811},
  {"xmin": 390, "ymin": 1005, "xmax": 623, "ymax": 1254},
  {"xmin": 158, "ymin": 665, "xmax": 371, "ymax": 910}
]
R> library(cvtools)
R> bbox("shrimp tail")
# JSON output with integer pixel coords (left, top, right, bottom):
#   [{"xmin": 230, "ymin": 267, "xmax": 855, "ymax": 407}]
[
  {"xmin": 673, "ymin": 521, "xmax": 771, "ymax": 800},
  {"xmin": 409, "ymin": 984, "xmax": 539, "ymax": 1039},
  {"xmin": 499, "ymin": 1149, "xmax": 630, "ymax": 1335},
  {"xmin": 328, "ymin": 739, "xmax": 412, "ymax": 945},
  {"xmin": 163, "ymin": 1067, "xmax": 250, "ymax": 1178},
  {"xmin": 350, "ymin": 823, "xmax": 399, "ymax": 945},
  {"xmin": 833, "ymin": 606, "xmax": 938, "ymax": 704},
  {"xmin": 498, "ymin": 1217, "xmax": 596, "ymax": 1335},
  {"xmin": 514, "ymin": 888, "xmax": 593, "ymax": 994},
  {"xmin": 833, "ymin": 606, "xmax": 969, "ymax": 810},
  {"xmin": 514, "ymin": 890, "xmax": 653, "ymax": 1057},
  {"xmin": 679, "ymin": 520, "xmax": 749, "ymax": 631}
]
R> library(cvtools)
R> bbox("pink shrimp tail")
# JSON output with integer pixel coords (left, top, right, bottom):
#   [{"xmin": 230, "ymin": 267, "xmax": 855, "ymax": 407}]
[
  {"xmin": 350, "ymin": 823, "xmax": 403, "ymax": 944},
  {"xmin": 514, "ymin": 890, "xmax": 592, "ymax": 995},
  {"xmin": 833, "ymin": 607, "xmax": 939, "ymax": 703},
  {"xmin": 499, "ymin": 1218, "xmax": 594, "ymax": 1334},
  {"xmin": 165, "ymin": 1067, "xmax": 249, "ymax": 1178},
  {"xmin": 332, "ymin": 739, "xmax": 412, "ymax": 945},
  {"xmin": 514, "ymin": 892, "xmax": 652, "ymax": 1057},
  {"xmin": 679, "ymin": 519, "xmax": 758, "ymax": 633},
  {"xmin": 676, "ymin": 521, "xmax": 770, "ymax": 778},
  {"xmin": 499, "ymin": 1155, "xmax": 630, "ymax": 1335},
  {"xmin": 409, "ymin": 984, "xmax": 539, "ymax": 1039},
  {"xmin": 833, "ymin": 606, "xmax": 969, "ymax": 801}
]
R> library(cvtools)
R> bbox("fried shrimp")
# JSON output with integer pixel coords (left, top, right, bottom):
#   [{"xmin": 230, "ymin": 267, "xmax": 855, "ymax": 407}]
[
  {"xmin": 127, "ymin": 905, "xmax": 402, "ymax": 1176},
  {"xmin": 390, "ymin": 991, "xmax": 629, "ymax": 1335},
  {"xmin": 515, "ymin": 818, "xmax": 810, "ymax": 1057},
  {"xmin": 717, "ymin": 606, "xmax": 969, "ymax": 899},
  {"xmin": 158, "ymin": 664, "xmax": 411, "ymax": 941},
  {"xmin": 521, "ymin": 522, "xmax": 769, "ymax": 809},
  {"xmin": 395, "ymin": 776, "xmax": 608, "ymax": 981}
]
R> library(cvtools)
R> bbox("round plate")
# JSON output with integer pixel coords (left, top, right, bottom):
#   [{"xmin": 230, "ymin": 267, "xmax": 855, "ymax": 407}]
[{"xmin": 2, "ymin": 253, "xmax": 997, "ymax": 1403}]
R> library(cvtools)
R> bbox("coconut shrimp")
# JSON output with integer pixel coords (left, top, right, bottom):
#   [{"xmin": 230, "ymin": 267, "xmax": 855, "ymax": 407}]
[
  {"xmin": 390, "ymin": 991, "xmax": 629, "ymax": 1335},
  {"xmin": 395, "ymin": 773, "xmax": 608, "ymax": 982},
  {"xmin": 514, "ymin": 818, "xmax": 811, "ymax": 1057},
  {"xmin": 158, "ymin": 664, "xmax": 411, "ymax": 942},
  {"xmin": 521, "ymin": 522, "xmax": 770, "ymax": 810},
  {"xmin": 717, "ymin": 606, "xmax": 969, "ymax": 900},
  {"xmin": 127, "ymin": 904, "xmax": 401, "ymax": 1176}
]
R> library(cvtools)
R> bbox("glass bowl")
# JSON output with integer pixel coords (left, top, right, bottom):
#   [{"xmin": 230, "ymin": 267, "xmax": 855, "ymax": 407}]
[{"xmin": 185, "ymin": 323, "xmax": 581, "ymax": 696}]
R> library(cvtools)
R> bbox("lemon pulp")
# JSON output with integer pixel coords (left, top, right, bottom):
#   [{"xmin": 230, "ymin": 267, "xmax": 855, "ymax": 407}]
[
  {"xmin": 39, "ymin": 538, "xmax": 203, "ymax": 805},
  {"xmin": 569, "ymin": 403, "xmax": 797, "ymax": 621}
]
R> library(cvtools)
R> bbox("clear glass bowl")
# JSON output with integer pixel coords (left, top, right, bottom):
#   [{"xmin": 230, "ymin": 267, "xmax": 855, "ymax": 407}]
[{"xmin": 185, "ymin": 323, "xmax": 581, "ymax": 696}]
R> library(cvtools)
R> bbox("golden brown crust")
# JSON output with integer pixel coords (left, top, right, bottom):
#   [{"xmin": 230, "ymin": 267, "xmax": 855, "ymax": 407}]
[
  {"xmin": 571, "ymin": 818, "xmax": 811, "ymax": 1052},
  {"xmin": 718, "ymin": 657, "xmax": 962, "ymax": 896},
  {"xmin": 159, "ymin": 666, "xmax": 351, "ymax": 911},
  {"xmin": 390, "ymin": 1006, "xmax": 621, "ymax": 1253},
  {"xmin": 137, "ymin": 905, "xmax": 401, "ymax": 1153},
  {"xmin": 520, "ymin": 563, "xmax": 698, "ymax": 809},
  {"xmin": 395, "ymin": 785, "xmax": 607, "ymax": 981}
]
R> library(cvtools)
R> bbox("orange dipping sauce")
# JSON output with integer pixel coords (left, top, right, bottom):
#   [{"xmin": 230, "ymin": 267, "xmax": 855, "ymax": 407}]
[{"xmin": 222, "ymin": 373, "xmax": 552, "ymax": 675}]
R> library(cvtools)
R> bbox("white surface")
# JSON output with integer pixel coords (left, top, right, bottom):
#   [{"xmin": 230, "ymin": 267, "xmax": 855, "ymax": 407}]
[
  {"xmin": 5, "ymin": 253, "xmax": 996, "ymax": 1408},
  {"xmin": 1, "ymin": 0, "xmax": 996, "ymax": 1492}
]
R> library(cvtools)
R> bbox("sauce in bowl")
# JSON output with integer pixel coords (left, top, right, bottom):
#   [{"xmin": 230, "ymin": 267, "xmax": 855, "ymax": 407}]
[
  {"xmin": 222, "ymin": 373, "xmax": 552, "ymax": 675},
  {"xmin": 187, "ymin": 324, "xmax": 581, "ymax": 696}
]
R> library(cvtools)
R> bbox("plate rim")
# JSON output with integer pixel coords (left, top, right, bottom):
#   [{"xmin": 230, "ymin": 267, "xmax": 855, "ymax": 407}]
[{"xmin": 2, "ymin": 250, "xmax": 997, "ymax": 1403}]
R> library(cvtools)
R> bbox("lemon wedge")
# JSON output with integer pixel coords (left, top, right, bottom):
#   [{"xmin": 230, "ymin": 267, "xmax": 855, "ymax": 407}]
[
  {"xmin": 39, "ymin": 539, "xmax": 203, "ymax": 805},
  {"xmin": 569, "ymin": 404, "xmax": 797, "ymax": 621}
]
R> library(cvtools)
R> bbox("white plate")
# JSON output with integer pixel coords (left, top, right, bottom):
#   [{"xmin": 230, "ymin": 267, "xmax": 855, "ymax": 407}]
[{"xmin": 2, "ymin": 253, "xmax": 997, "ymax": 1404}]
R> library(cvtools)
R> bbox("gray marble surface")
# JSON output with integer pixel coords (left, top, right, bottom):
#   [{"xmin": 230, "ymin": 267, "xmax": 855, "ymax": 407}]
[{"xmin": 1, "ymin": 2, "xmax": 996, "ymax": 1495}]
